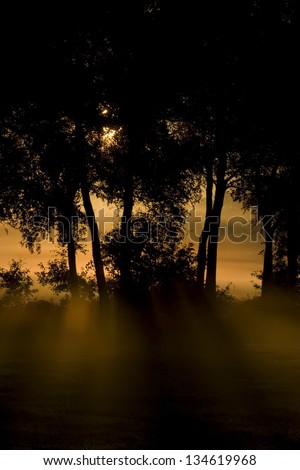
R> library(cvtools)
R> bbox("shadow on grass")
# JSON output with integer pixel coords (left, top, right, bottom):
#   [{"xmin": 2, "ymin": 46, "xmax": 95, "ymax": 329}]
[{"xmin": 1, "ymin": 293, "xmax": 300, "ymax": 449}]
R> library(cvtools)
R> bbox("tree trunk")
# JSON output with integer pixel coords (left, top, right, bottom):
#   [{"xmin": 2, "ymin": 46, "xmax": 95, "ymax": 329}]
[
  {"xmin": 205, "ymin": 182, "xmax": 226, "ymax": 296},
  {"xmin": 81, "ymin": 179, "xmax": 108, "ymax": 302},
  {"xmin": 261, "ymin": 224, "xmax": 274, "ymax": 297},
  {"xmin": 67, "ymin": 234, "xmax": 79, "ymax": 299},
  {"xmin": 62, "ymin": 197, "xmax": 79, "ymax": 299},
  {"xmin": 204, "ymin": 102, "xmax": 227, "ymax": 298},
  {"xmin": 204, "ymin": 73, "xmax": 227, "ymax": 298},
  {"xmin": 119, "ymin": 170, "xmax": 134, "ymax": 295},
  {"xmin": 197, "ymin": 161, "xmax": 213, "ymax": 292}
]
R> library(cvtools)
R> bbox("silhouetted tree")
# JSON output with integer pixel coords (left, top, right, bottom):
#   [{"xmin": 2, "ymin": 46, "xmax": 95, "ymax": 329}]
[
  {"xmin": 37, "ymin": 253, "xmax": 97, "ymax": 302},
  {"xmin": 0, "ymin": 260, "xmax": 37, "ymax": 306}
]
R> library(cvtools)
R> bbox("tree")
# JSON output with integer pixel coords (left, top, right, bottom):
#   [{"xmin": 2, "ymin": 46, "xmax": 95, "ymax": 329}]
[
  {"xmin": 0, "ymin": 260, "xmax": 37, "ymax": 306},
  {"xmin": 232, "ymin": 149, "xmax": 282, "ymax": 296},
  {"xmin": 36, "ymin": 253, "xmax": 97, "ymax": 302},
  {"xmin": 230, "ymin": 0, "xmax": 300, "ymax": 296},
  {"xmin": 0, "ymin": 3, "xmax": 112, "ymax": 302},
  {"xmin": 102, "ymin": 214, "xmax": 197, "ymax": 296}
]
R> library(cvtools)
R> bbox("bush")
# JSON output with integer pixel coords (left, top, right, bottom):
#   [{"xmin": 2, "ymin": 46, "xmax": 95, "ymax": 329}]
[{"xmin": 0, "ymin": 259, "xmax": 37, "ymax": 306}]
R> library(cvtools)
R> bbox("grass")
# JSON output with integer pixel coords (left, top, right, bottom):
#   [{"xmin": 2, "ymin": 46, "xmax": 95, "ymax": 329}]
[{"xmin": 1, "ymin": 295, "xmax": 300, "ymax": 449}]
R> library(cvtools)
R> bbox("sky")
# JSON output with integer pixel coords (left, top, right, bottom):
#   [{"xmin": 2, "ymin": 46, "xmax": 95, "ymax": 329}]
[{"xmin": 0, "ymin": 192, "xmax": 263, "ymax": 299}]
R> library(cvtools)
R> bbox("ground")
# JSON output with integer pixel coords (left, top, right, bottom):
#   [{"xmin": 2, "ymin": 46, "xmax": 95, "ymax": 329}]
[{"xmin": 1, "ymin": 297, "xmax": 300, "ymax": 449}]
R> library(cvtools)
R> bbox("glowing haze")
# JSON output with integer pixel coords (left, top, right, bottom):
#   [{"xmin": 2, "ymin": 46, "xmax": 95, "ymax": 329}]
[{"xmin": 0, "ymin": 195, "xmax": 262, "ymax": 298}]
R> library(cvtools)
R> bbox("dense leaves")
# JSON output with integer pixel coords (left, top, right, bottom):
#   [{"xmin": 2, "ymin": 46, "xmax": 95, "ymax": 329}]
[
  {"xmin": 0, "ymin": 0, "xmax": 299, "ymax": 302},
  {"xmin": 0, "ymin": 260, "xmax": 37, "ymax": 306}
]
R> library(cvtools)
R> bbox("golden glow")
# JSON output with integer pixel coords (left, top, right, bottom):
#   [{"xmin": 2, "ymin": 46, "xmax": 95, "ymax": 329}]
[
  {"xmin": 0, "ymin": 196, "xmax": 262, "ymax": 299},
  {"xmin": 1, "ymin": 298, "xmax": 299, "ymax": 449},
  {"xmin": 102, "ymin": 127, "xmax": 116, "ymax": 141}
]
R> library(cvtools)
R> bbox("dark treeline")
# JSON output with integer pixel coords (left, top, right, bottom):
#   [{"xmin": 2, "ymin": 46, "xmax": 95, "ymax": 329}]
[{"xmin": 0, "ymin": 0, "xmax": 299, "ymax": 305}]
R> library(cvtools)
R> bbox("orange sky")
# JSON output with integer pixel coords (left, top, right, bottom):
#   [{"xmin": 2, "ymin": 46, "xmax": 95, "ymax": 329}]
[{"xmin": 0, "ymin": 194, "xmax": 263, "ymax": 298}]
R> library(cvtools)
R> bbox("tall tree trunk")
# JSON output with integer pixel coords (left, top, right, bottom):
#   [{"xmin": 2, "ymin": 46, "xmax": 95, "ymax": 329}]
[
  {"xmin": 74, "ymin": 122, "xmax": 107, "ymax": 302},
  {"xmin": 119, "ymin": 170, "xmax": 134, "ymax": 295},
  {"xmin": 261, "ymin": 223, "xmax": 274, "ymax": 297},
  {"xmin": 197, "ymin": 161, "xmax": 213, "ymax": 292},
  {"xmin": 67, "ymin": 234, "xmax": 79, "ymax": 299},
  {"xmin": 204, "ymin": 99, "xmax": 227, "ymax": 297},
  {"xmin": 205, "ymin": 182, "xmax": 226, "ymax": 296},
  {"xmin": 62, "ymin": 197, "xmax": 79, "ymax": 299},
  {"xmin": 204, "ymin": 71, "xmax": 227, "ymax": 298},
  {"xmin": 81, "ymin": 179, "xmax": 108, "ymax": 302},
  {"xmin": 118, "ymin": 119, "xmax": 140, "ymax": 297}
]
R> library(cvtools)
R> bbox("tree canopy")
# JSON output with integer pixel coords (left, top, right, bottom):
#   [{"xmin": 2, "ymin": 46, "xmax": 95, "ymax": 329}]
[{"xmin": 0, "ymin": 0, "xmax": 299, "ymax": 304}]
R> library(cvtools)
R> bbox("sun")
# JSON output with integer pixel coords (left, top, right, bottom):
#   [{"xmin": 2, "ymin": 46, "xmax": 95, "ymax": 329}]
[{"xmin": 102, "ymin": 127, "xmax": 116, "ymax": 142}]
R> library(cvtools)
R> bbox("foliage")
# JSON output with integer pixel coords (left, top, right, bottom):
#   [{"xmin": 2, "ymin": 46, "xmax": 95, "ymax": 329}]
[
  {"xmin": 36, "ymin": 253, "xmax": 97, "ymax": 301},
  {"xmin": 102, "ymin": 209, "xmax": 197, "ymax": 293},
  {"xmin": 1, "ymin": 1, "xmax": 300, "ymax": 302},
  {"xmin": 0, "ymin": 259, "xmax": 37, "ymax": 306},
  {"xmin": 215, "ymin": 283, "xmax": 235, "ymax": 303}
]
